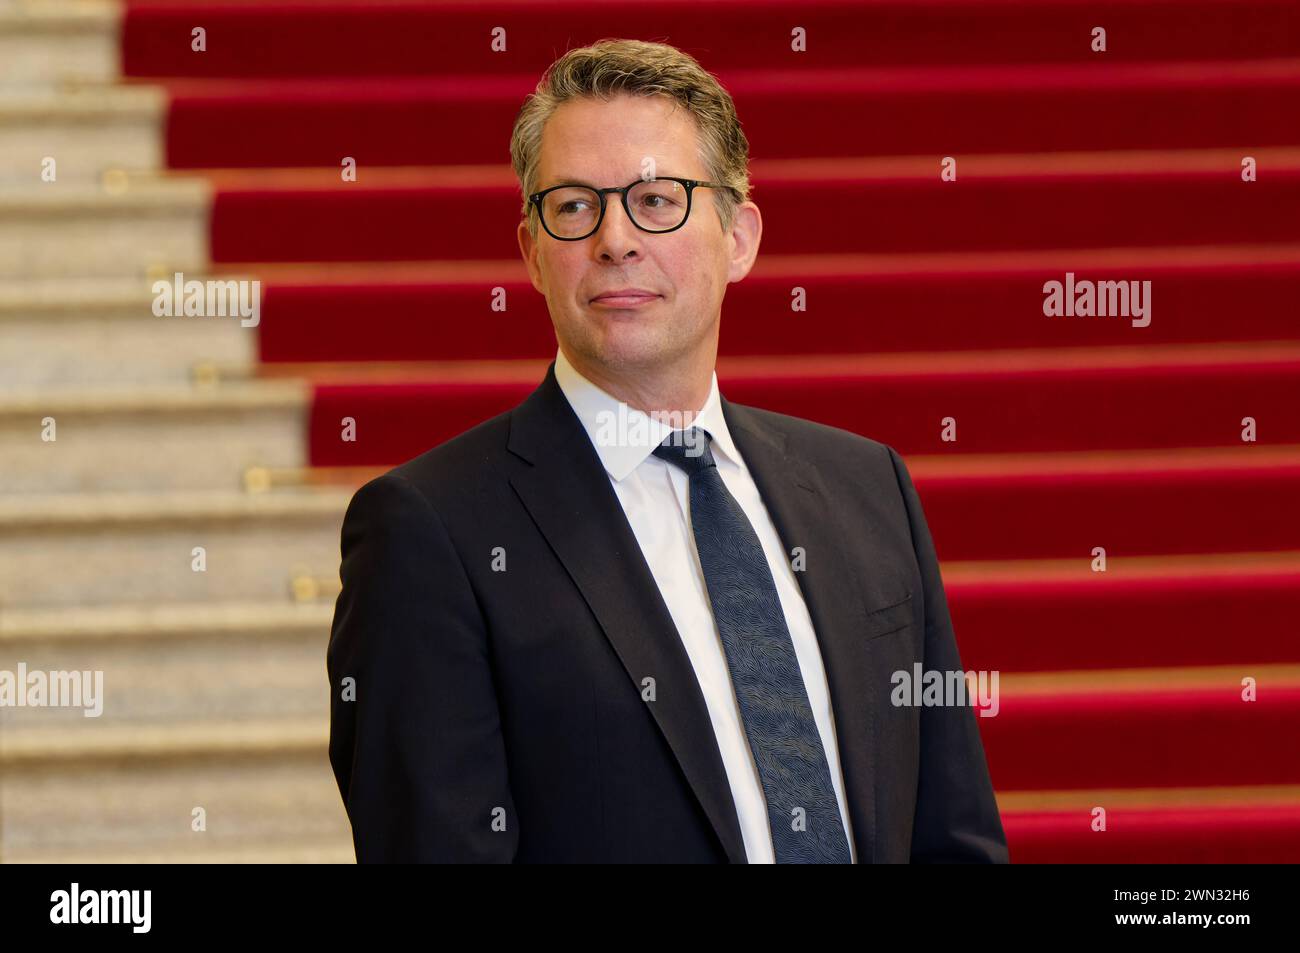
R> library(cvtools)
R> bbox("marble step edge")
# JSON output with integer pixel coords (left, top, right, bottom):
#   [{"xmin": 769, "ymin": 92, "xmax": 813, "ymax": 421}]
[
  {"xmin": 0, "ymin": 84, "xmax": 164, "ymax": 123},
  {"xmin": 0, "ymin": 177, "xmax": 211, "ymax": 215},
  {"xmin": 0, "ymin": 0, "xmax": 120, "ymax": 34},
  {"xmin": 1, "ymin": 837, "xmax": 356, "ymax": 865},
  {"xmin": 0, "ymin": 599, "xmax": 334, "ymax": 644},
  {"xmin": 0, "ymin": 714, "xmax": 329, "ymax": 766},
  {"xmin": 0, "ymin": 273, "xmax": 263, "ymax": 314},
  {"xmin": 2, "ymin": 838, "xmax": 356, "ymax": 864},
  {"xmin": 0, "ymin": 379, "xmax": 308, "ymax": 417},
  {"xmin": 0, "ymin": 487, "xmax": 351, "ymax": 530}
]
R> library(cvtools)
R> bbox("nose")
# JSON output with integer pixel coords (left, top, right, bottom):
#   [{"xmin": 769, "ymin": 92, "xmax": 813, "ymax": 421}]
[{"xmin": 591, "ymin": 195, "xmax": 643, "ymax": 261}]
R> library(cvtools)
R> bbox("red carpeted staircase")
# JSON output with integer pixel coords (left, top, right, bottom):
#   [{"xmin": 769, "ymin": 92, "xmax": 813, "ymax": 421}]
[{"xmin": 122, "ymin": 0, "xmax": 1300, "ymax": 862}]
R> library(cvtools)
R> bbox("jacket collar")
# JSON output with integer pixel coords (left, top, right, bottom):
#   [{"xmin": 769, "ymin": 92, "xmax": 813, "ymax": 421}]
[{"xmin": 552, "ymin": 346, "xmax": 742, "ymax": 481}]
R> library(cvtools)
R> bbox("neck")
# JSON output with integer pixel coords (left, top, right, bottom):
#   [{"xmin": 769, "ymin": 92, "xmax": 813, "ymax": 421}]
[{"xmin": 561, "ymin": 344, "xmax": 714, "ymax": 420}]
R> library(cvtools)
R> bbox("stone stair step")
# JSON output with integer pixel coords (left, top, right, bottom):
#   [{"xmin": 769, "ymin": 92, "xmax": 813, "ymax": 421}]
[
  {"xmin": 0, "ymin": 85, "xmax": 164, "ymax": 183},
  {"xmin": 0, "ymin": 178, "xmax": 209, "ymax": 279},
  {"xmin": 0, "ymin": 277, "xmax": 257, "ymax": 387},
  {"xmin": 0, "ymin": 2, "xmax": 121, "ymax": 87},
  {"xmin": 0, "ymin": 489, "xmax": 349, "ymax": 608},
  {"xmin": 0, "ymin": 381, "xmax": 308, "ymax": 492},
  {"xmin": 0, "ymin": 601, "xmax": 333, "ymax": 728},
  {"xmin": 0, "ymin": 718, "xmax": 352, "ymax": 860}
]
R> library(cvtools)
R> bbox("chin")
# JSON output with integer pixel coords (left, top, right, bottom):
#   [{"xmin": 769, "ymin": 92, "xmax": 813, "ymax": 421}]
[{"xmin": 574, "ymin": 328, "xmax": 662, "ymax": 366}]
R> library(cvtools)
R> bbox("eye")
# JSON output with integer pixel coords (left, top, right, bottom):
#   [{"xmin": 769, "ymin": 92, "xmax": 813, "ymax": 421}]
[{"xmin": 638, "ymin": 190, "xmax": 683, "ymax": 209}]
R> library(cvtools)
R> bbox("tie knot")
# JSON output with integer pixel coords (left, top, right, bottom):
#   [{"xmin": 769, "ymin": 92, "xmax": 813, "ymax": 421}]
[{"xmin": 652, "ymin": 426, "xmax": 716, "ymax": 475}]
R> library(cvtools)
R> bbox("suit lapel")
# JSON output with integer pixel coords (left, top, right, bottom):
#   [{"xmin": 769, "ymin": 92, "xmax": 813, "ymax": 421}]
[
  {"xmin": 507, "ymin": 363, "xmax": 748, "ymax": 863},
  {"xmin": 720, "ymin": 394, "xmax": 879, "ymax": 864}
]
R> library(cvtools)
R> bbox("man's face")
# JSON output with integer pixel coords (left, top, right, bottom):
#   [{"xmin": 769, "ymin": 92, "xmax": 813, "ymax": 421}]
[{"xmin": 517, "ymin": 93, "xmax": 760, "ymax": 395}]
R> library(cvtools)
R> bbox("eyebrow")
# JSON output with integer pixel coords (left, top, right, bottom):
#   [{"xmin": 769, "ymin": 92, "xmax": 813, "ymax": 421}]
[{"xmin": 541, "ymin": 173, "xmax": 688, "ymax": 190}]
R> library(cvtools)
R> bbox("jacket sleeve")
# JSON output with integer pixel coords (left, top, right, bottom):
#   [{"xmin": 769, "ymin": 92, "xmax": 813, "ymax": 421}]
[
  {"xmin": 326, "ymin": 470, "xmax": 519, "ymax": 862},
  {"xmin": 887, "ymin": 446, "xmax": 1010, "ymax": 863}
]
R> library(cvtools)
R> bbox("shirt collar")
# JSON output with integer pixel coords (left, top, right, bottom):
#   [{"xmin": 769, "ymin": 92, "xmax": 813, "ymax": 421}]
[{"xmin": 554, "ymin": 346, "xmax": 740, "ymax": 482}]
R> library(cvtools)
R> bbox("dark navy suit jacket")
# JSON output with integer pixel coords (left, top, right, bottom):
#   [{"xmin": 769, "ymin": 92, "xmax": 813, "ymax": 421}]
[{"xmin": 327, "ymin": 361, "xmax": 1009, "ymax": 863}]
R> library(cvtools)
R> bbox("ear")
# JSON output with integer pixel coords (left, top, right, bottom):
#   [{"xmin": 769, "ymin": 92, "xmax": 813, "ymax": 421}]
[
  {"xmin": 517, "ymin": 218, "xmax": 545, "ymax": 294},
  {"xmin": 725, "ymin": 201, "xmax": 762, "ymax": 284}
]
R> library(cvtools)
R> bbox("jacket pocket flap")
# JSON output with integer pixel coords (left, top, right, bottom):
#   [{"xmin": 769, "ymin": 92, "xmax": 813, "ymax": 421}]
[{"xmin": 863, "ymin": 591, "xmax": 914, "ymax": 640}]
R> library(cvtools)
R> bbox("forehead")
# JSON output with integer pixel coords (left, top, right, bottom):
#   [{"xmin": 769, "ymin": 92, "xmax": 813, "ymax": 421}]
[{"xmin": 536, "ymin": 93, "xmax": 706, "ymax": 186}]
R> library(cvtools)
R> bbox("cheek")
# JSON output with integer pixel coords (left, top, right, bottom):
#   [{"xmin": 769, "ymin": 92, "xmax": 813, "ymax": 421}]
[
  {"xmin": 680, "ymin": 245, "xmax": 725, "ymax": 301},
  {"xmin": 539, "ymin": 253, "xmax": 582, "ymax": 303},
  {"xmin": 663, "ymin": 241, "xmax": 711, "ymax": 290}
]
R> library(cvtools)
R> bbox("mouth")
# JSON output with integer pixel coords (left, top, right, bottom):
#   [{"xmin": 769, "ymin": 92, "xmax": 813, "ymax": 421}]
[{"xmin": 589, "ymin": 291, "xmax": 661, "ymax": 309}]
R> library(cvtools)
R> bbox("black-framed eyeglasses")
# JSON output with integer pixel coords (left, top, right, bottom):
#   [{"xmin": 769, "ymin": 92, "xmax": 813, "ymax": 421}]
[{"xmin": 528, "ymin": 176, "xmax": 733, "ymax": 241}]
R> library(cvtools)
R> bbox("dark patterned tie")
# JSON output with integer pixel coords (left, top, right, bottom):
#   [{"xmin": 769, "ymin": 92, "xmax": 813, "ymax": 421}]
[{"xmin": 654, "ymin": 426, "xmax": 852, "ymax": 863}]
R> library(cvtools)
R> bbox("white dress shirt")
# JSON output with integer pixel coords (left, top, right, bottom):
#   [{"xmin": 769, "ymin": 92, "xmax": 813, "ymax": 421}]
[{"xmin": 554, "ymin": 347, "xmax": 858, "ymax": 863}]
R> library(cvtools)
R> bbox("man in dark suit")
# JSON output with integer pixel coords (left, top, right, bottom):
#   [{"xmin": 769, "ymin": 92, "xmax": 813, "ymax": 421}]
[{"xmin": 327, "ymin": 38, "xmax": 1007, "ymax": 863}]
